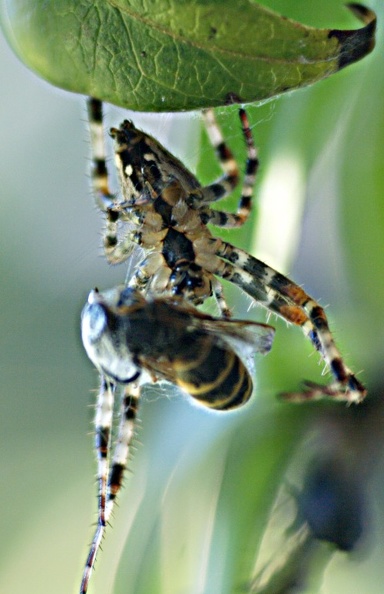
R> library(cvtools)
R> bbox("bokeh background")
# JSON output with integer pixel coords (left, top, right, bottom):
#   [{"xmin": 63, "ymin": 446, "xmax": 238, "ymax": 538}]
[{"xmin": 1, "ymin": 2, "xmax": 383, "ymax": 593}]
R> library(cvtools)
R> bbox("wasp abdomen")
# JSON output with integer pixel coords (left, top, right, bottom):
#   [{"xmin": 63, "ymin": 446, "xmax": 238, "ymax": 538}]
[{"xmin": 174, "ymin": 333, "xmax": 252, "ymax": 411}]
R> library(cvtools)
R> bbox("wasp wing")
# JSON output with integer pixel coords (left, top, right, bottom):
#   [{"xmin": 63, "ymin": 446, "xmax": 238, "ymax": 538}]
[
  {"xmin": 152, "ymin": 295, "xmax": 276, "ymax": 356},
  {"xmin": 137, "ymin": 314, "xmax": 275, "ymax": 389},
  {"xmin": 197, "ymin": 316, "xmax": 275, "ymax": 356}
]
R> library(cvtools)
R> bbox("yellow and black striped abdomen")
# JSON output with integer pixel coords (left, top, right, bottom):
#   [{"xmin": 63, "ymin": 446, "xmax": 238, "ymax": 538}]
[{"xmin": 173, "ymin": 333, "xmax": 252, "ymax": 411}]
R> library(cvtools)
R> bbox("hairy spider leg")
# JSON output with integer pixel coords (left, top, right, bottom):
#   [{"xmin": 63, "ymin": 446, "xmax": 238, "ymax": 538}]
[
  {"xmin": 87, "ymin": 98, "xmax": 137, "ymax": 261},
  {"xmin": 87, "ymin": 98, "xmax": 115, "ymax": 211},
  {"xmin": 80, "ymin": 378, "xmax": 140, "ymax": 594},
  {"xmin": 195, "ymin": 237, "xmax": 366, "ymax": 403},
  {"xmin": 87, "ymin": 98, "xmax": 139, "ymax": 262},
  {"xmin": 198, "ymin": 108, "xmax": 259, "ymax": 228},
  {"xmin": 80, "ymin": 376, "xmax": 113, "ymax": 594}
]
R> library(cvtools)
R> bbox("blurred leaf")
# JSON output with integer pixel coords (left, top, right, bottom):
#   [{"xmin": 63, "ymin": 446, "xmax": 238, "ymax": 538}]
[
  {"xmin": 339, "ymin": 58, "xmax": 384, "ymax": 310},
  {"xmin": 0, "ymin": 0, "xmax": 376, "ymax": 111}
]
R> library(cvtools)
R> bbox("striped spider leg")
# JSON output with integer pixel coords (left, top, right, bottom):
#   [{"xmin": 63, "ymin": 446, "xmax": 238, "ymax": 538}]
[
  {"xmin": 87, "ymin": 99, "xmax": 366, "ymax": 403},
  {"xmin": 80, "ymin": 377, "xmax": 139, "ymax": 594},
  {"xmin": 191, "ymin": 236, "xmax": 367, "ymax": 403},
  {"xmin": 87, "ymin": 98, "xmax": 258, "ymax": 318},
  {"xmin": 79, "ymin": 286, "xmax": 275, "ymax": 593}
]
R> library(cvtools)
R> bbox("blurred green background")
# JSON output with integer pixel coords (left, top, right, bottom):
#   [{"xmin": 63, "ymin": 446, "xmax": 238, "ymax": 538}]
[{"xmin": 1, "ymin": 2, "xmax": 383, "ymax": 593}]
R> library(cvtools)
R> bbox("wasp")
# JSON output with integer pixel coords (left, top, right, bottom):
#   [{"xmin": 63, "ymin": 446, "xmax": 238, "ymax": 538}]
[{"xmin": 79, "ymin": 285, "xmax": 275, "ymax": 592}]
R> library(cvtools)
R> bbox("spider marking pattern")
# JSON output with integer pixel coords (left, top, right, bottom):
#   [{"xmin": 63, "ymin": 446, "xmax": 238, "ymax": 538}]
[
  {"xmin": 87, "ymin": 98, "xmax": 258, "ymax": 318},
  {"xmin": 87, "ymin": 98, "xmax": 366, "ymax": 404},
  {"xmin": 80, "ymin": 286, "xmax": 275, "ymax": 593}
]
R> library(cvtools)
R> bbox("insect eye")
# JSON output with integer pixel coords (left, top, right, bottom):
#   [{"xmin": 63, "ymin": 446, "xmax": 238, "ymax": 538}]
[{"xmin": 81, "ymin": 302, "xmax": 107, "ymax": 345}]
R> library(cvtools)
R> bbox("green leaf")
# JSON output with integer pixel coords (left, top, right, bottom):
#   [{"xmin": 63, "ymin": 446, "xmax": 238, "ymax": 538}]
[{"xmin": 0, "ymin": 0, "xmax": 376, "ymax": 111}]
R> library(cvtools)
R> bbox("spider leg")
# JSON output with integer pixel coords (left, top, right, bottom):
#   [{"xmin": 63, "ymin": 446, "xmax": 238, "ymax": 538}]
[
  {"xmin": 199, "ymin": 204, "xmax": 252, "ymax": 229},
  {"xmin": 196, "ymin": 108, "xmax": 259, "ymax": 228},
  {"xmin": 129, "ymin": 251, "xmax": 171, "ymax": 294},
  {"xmin": 80, "ymin": 376, "xmax": 115, "ymax": 594},
  {"xmin": 106, "ymin": 383, "xmax": 140, "ymax": 520},
  {"xmin": 87, "ymin": 98, "xmax": 115, "ymax": 211},
  {"xmin": 196, "ymin": 238, "xmax": 366, "ymax": 403},
  {"xmin": 80, "ymin": 379, "xmax": 140, "ymax": 594},
  {"xmin": 88, "ymin": 98, "xmax": 136, "ymax": 263},
  {"xmin": 200, "ymin": 108, "xmax": 239, "ymax": 201},
  {"xmin": 104, "ymin": 190, "xmax": 174, "ymax": 265},
  {"xmin": 212, "ymin": 277, "xmax": 232, "ymax": 318},
  {"xmin": 102, "ymin": 208, "xmax": 141, "ymax": 264}
]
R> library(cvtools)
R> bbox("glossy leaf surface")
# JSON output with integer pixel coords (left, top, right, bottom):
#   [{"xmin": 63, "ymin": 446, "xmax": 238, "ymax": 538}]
[{"xmin": 0, "ymin": 0, "xmax": 376, "ymax": 110}]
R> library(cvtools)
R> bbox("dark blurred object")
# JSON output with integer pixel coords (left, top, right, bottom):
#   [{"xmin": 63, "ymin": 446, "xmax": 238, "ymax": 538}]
[{"xmin": 299, "ymin": 456, "xmax": 365, "ymax": 551}]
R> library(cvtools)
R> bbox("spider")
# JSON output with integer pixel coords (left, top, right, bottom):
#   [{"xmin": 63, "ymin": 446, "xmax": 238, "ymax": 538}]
[
  {"xmin": 79, "ymin": 285, "xmax": 275, "ymax": 593},
  {"xmin": 87, "ymin": 98, "xmax": 366, "ymax": 405}
]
